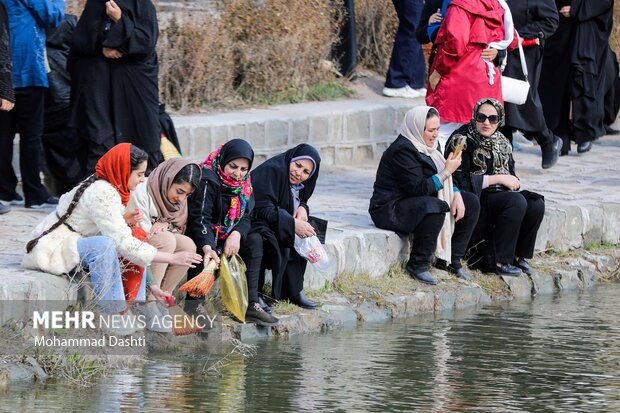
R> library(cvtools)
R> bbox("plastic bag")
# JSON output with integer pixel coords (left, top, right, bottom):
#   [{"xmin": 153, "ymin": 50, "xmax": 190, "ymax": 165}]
[
  {"xmin": 218, "ymin": 254, "xmax": 249, "ymax": 323},
  {"xmin": 294, "ymin": 235, "xmax": 329, "ymax": 272}
]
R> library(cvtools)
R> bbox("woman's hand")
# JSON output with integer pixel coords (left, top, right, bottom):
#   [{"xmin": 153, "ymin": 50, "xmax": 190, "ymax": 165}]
[
  {"xmin": 429, "ymin": 70, "xmax": 441, "ymax": 91},
  {"xmin": 105, "ymin": 0, "xmax": 122, "ymax": 22},
  {"xmin": 294, "ymin": 207, "xmax": 308, "ymax": 222},
  {"xmin": 295, "ymin": 219, "xmax": 316, "ymax": 238},
  {"xmin": 123, "ymin": 208, "xmax": 143, "ymax": 226},
  {"xmin": 170, "ymin": 251, "xmax": 202, "ymax": 267},
  {"xmin": 149, "ymin": 222, "xmax": 169, "ymax": 237},
  {"xmin": 444, "ymin": 151, "xmax": 462, "ymax": 174},
  {"xmin": 223, "ymin": 231, "xmax": 241, "ymax": 257},
  {"xmin": 0, "ymin": 98, "xmax": 14, "ymax": 112},
  {"xmin": 149, "ymin": 285, "xmax": 173, "ymax": 303},
  {"xmin": 481, "ymin": 47, "xmax": 498, "ymax": 62},
  {"xmin": 500, "ymin": 174, "xmax": 520, "ymax": 191},
  {"xmin": 451, "ymin": 192, "xmax": 465, "ymax": 222},
  {"xmin": 559, "ymin": 6, "xmax": 571, "ymax": 18},
  {"xmin": 429, "ymin": 9, "xmax": 442, "ymax": 24},
  {"xmin": 202, "ymin": 245, "xmax": 220, "ymax": 268},
  {"xmin": 102, "ymin": 47, "xmax": 123, "ymax": 59}
]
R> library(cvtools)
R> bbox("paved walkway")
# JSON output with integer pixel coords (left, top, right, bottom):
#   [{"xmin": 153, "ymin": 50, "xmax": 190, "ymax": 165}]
[{"xmin": 1, "ymin": 97, "xmax": 619, "ymax": 313}]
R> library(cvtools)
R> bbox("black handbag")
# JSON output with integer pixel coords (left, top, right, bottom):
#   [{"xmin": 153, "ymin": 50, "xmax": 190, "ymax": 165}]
[{"xmin": 308, "ymin": 216, "xmax": 328, "ymax": 244}]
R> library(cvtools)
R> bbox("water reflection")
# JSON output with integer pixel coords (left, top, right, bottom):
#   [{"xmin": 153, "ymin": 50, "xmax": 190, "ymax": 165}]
[{"xmin": 3, "ymin": 285, "xmax": 620, "ymax": 412}]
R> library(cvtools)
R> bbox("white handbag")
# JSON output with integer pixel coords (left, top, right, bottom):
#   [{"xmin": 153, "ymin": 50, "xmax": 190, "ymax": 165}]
[{"xmin": 501, "ymin": 32, "xmax": 530, "ymax": 105}]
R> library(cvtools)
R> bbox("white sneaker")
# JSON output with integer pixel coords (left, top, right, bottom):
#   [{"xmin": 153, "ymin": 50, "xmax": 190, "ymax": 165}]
[
  {"xmin": 413, "ymin": 87, "xmax": 427, "ymax": 96},
  {"xmin": 143, "ymin": 301, "xmax": 172, "ymax": 333},
  {"xmin": 382, "ymin": 85, "xmax": 421, "ymax": 99}
]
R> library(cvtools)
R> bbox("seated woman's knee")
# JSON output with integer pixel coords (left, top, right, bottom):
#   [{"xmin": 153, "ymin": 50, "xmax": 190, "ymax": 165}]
[{"xmin": 150, "ymin": 231, "xmax": 176, "ymax": 252}]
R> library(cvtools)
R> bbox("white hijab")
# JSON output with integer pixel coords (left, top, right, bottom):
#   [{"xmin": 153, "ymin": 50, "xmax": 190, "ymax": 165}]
[{"xmin": 399, "ymin": 106, "xmax": 455, "ymax": 264}]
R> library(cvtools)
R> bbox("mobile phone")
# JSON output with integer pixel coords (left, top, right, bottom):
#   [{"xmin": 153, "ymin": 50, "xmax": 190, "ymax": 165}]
[{"xmin": 453, "ymin": 141, "xmax": 465, "ymax": 158}]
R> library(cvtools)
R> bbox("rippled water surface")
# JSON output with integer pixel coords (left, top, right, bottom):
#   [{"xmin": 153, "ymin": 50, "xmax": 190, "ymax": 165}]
[{"xmin": 4, "ymin": 285, "xmax": 620, "ymax": 412}]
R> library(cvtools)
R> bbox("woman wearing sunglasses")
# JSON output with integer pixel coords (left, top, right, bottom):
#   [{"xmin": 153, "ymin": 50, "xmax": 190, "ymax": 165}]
[{"xmin": 444, "ymin": 98, "xmax": 545, "ymax": 277}]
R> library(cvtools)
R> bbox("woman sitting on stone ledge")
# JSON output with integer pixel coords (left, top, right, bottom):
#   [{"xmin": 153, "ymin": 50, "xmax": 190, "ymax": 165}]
[
  {"xmin": 22, "ymin": 144, "xmax": 202, "ymax": 331},
  {"xmin": 369, "ymin": 106, "xmax": 480, "ymax": 285},
  {"xmin": 445, "ymin": 98, "xmax": 545, "ymax": 276},
  {"xmin": 127, "ymin": 158, "xmax": 201, "ymax": 332},
  {"xmin": 250, "ymin": 144, "xmax": 322, "ymax": 309},
  {"xmin": 185, "ymin": 139, "xmax": 279, "ymax": 326}
]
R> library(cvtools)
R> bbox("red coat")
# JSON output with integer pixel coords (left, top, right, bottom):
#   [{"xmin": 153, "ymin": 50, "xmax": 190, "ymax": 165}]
[{"xmin": 426, "ymin": 0, "xmax": 507, "ymax": 124}]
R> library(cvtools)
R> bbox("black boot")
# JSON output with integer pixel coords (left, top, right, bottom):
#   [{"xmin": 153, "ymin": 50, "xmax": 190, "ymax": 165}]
[
  {"xmin": 258, "ymin": 296, "xmax": 273, "ymax": 314},
  {"xmin": 541, "ymin": 136, "xmax": 562, "ymax": 169},
  {"xmin": 577, "ymin": 141, "xmax": 592, "ymax": 153},
  {"xmin": 245, "ymin": 302, "xmax": 279, "ymax": 326},
  {"xmin": 290, "ymin": 291, "xmax": 317, "ymax": 309}
]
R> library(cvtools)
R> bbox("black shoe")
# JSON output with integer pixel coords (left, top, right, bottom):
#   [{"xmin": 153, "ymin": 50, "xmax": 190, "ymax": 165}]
[
  {"xmin": 26, "ymin": 196, "xmax": 59, "ymax": 209},
  {"xmin": 0, "ymin": 193, "xmax": 24, "ymax": 206},
  {"xmin": 0, "ymin": 204, "xmax": 10, "ymax": 215},
  {"xmin": 541, "ymin": 136, "xmax": 562, "ymax": 169},
  {"xmin": 577, "ymin": 141, "xmax": 592, "ymax": 153},
  {"xmin": 258, "ymin": 296, "xmax": 273, "ymax": 314},
  {"xmin": 514, "ymin": 258, "xmax": 533, "ymax": 275},
  {"xmin": 407, "ymin": 268, "xmax": 438, "ymax": 285},
  {"xmin": 605, "ymin": 125, "xmax": 620, "ymax": 135},
  {"xmin": 449, "ymin": 266, "xmax": 472, "ymax": 281},
  {"xmin": 290, "ymin": 292, "xmax": 317, "ymax": 309},
  {"xmin": 245, "ymin": 302, "xmax": 279, "ymax": 326},
  {"xmin": 496, "ymin": 263, "xmax": 522, "ymax": 276}
]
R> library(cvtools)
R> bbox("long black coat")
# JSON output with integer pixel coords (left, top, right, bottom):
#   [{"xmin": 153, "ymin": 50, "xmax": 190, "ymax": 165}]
[
  {"xmin": 369, "ymin": 135, "xmax": 450, "ymax": 235},
  {"xmin": 251, "ymin": 144, "xmax": 321, "ymax": 300},
  {"xmin": 68, "ymin": 0, "xmax": 161, "ymax": 166},
  {"xmin": 569, "ymin": 0, "xmax": 614, "ymax": 141},
  {"xmin": 503, "ymin": 0, "xmax": 559, "ymax": 133}
]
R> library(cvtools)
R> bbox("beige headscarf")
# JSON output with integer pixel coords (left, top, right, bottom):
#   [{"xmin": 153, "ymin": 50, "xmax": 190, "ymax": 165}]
[
  {"xmin": 399, "ymin": 106, "xmax": 455, "ymax": 264},
  {"xmin": 147, "ymin": 158, "xmax": 200, "ymax": 234}
]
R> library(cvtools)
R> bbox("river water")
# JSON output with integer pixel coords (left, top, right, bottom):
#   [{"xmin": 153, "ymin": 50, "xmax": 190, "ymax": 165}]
[{"xmin": 3, "ymin": 284, "xmax": 620, "ymax": 412}]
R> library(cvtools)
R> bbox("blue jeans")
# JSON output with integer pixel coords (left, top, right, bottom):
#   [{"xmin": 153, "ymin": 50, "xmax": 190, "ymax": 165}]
[
  {"xmin": 77, "ymin": 236, "xmax": 127, "ymax": 314},
  {"xmin": 385, "ymin": 0, "xmax": 426, "ymax": 89}
]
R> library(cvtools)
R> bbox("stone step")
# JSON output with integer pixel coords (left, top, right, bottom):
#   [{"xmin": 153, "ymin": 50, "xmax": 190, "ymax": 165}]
[{"xmin": 171, "ymin": 98, "xmax": 418, "ymax": 165}]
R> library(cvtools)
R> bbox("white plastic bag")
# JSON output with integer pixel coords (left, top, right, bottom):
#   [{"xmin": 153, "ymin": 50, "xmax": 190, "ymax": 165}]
[{"xmin": 294, "ymin": 235, "xmax": 329, "ymax": 272}]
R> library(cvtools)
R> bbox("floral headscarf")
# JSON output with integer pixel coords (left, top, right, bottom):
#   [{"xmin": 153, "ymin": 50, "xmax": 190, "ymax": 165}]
[{"xmin": 201, "ymin": 139, "xmax": 254, "ymax": 240}]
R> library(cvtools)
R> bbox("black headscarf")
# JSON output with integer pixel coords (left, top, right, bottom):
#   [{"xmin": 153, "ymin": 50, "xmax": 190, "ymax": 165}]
[
  {"xmin": 219, "ymin": 138, "xmax": 255, "ymax": 172},
  {"xmin": 252, "ymin": 144, "xmax": 321, "ymax": 213}
]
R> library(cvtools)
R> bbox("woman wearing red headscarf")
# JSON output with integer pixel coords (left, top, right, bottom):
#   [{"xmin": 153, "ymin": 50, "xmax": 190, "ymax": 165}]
[{"xmin": 23, "ymin": 143, "xmax": 202, "ymax": 332}]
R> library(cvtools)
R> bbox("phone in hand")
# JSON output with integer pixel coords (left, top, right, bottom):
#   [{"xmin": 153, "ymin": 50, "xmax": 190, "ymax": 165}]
[{"xmin": 452, "ymin": 135, "xmax": 466, "ymax": 157}]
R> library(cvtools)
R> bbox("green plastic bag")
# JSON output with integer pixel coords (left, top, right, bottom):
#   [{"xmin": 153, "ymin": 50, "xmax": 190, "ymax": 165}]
[{"xmin": 219, "ymin": 254, "xmax": 248, "ymax": 323}]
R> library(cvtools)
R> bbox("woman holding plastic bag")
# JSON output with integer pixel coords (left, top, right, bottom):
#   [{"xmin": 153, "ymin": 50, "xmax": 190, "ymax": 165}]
[
  {"xmin": 250, "ymin": 144, "xmax": 322, "ymax": 310},
  {"xmin": 185, "ymin": 139, "xmax": 278, "ymax": 326}
]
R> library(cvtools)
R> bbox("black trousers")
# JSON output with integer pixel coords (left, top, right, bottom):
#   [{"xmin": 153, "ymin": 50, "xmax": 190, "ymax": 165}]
[
  {"xmin": 483, "ymin": 191, "xmax": 545, "ymax": 264},
  {"xmin": 0, "ymin": 86, "xmax": 51, "ymax": 205},
  {"xmin": 186, "ymin": 232, "xmax": 262, "ymax": 306},
  {"xmin": 408, "ymin": 191, "xmax": 480, "ymax": 272}
]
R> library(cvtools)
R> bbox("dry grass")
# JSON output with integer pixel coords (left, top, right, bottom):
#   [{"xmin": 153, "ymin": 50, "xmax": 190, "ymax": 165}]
[
  {"xmin": 612, "ymin": 2, "xmax": 620, "ymax": 54},
  {"xmin": 354, "ymin": 0, "xmax": 397, "ymax": 74}
]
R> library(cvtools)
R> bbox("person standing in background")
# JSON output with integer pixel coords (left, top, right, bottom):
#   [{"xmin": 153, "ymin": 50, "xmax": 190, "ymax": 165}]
[
  {"xmin": 382, "ymin": 0, "xmax": 427, "ymax": 99},
  {"xmin": 0, "ymin": 0, "xmax": 64, "ymax": 209},
  {"xmin": 0, "ymin": 0, "xmax": 14, "ymax": 215},
  {"xmin": 69, "ymin": 0, "xmax": 161, "ymax": 174},
  {"xmin": 500, "ymin": 0, "xmax": 562, "ymax": 170}
]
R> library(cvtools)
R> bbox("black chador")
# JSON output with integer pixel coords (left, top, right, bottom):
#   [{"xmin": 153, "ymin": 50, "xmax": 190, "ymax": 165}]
[{"xmin": 68, "ymin": 0, "xmax": 161, "ymax": 172}]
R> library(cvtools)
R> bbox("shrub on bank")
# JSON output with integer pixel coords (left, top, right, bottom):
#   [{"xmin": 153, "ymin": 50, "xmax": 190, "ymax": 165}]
[
  {"xmin": 354, "ymin": 0, "xmax": 397, "ymax": 75},
  {"xmin": 158, "ymin": 0, "xmax": 346, "ymax": 110}
]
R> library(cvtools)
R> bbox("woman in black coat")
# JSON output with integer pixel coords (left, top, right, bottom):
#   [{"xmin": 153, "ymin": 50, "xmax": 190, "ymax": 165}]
[
  {"xmin": 185, "ymin": 139, "xmax": 278, "ymax": 326},
  {"xmin": 369, "ymin": 106, "xmax": 480, "ymax": 285},
  {"xmin": 250, "ymin": 144, "xmax": 321, "ymax": 309},
  {"xmin": 445, "ymin": 98, "xmax": 545, "ymax": 276},
  {"xmin": 68, "ymin": 0, "xmax": 161, "ymax": 173},
  {"xmin": 500, "ymin": 0, "xmax": 562, "ymax": 169}
]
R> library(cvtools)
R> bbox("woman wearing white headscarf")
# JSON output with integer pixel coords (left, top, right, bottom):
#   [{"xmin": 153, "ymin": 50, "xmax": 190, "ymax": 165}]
[{"xmin": 369, "ymin": 106, "xmax": 480, "ymax": 285}]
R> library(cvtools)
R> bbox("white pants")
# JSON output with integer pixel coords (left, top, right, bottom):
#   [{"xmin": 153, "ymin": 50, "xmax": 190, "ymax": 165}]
[{"xmin": 439, "ymin": 122, "xmax": 463, "ymax": 152}]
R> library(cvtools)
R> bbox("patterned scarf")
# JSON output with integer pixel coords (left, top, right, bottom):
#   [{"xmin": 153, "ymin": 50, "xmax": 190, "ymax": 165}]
[
  {"xmin": 202, "ymin": 145, "xmax": 253, "ymax": 240},
  {"xmin": 467, "ymin": 98, "xmax": 512, "ymax": 175}
]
